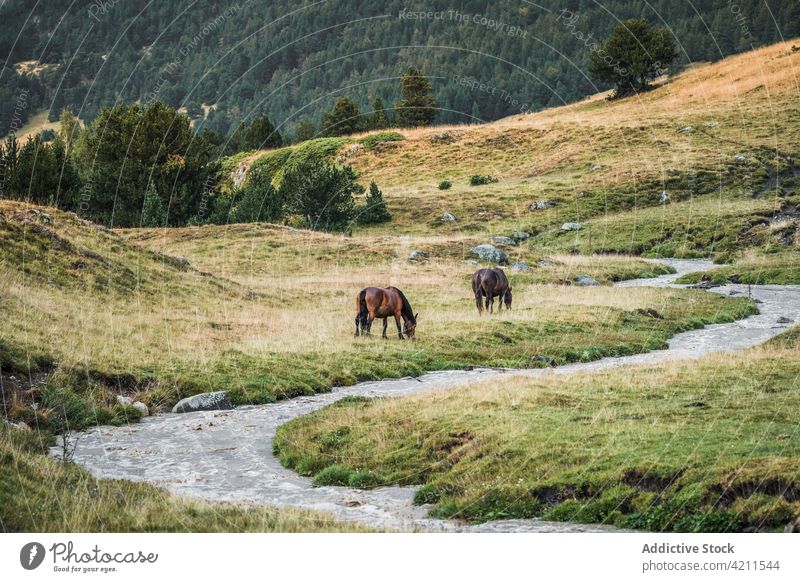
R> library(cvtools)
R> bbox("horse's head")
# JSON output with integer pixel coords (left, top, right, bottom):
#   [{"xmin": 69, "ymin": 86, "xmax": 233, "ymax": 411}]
[
  {"xmin": 402, "ymin": 313, "xmax": 419, "ymax": 340},
  {"xmin": 504, "ymin": 288, "xmax": 513, "ymax": 310}
]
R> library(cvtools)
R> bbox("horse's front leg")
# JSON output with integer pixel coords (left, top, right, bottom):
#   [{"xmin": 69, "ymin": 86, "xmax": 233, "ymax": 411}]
[
  {"xmin": 382, "ymin": 318, "xmax": 388, "ymax": 339},
  {"xmin": 394, "ymin": 313, "xmax": 404, "ymax": 339}
]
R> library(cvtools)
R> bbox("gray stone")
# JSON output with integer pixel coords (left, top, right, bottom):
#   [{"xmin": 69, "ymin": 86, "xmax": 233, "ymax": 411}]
[
  {"xmin": 511, "ymin": 261, "xmax": 531, "ymax": 272},
  {"xmin": 574, "ymin": 275, "xmax": 599, "ymax": 287},
  {"xmin": 704, "ymin": 121, "xmax": 719, "ymax": 127},
  {"xmin": 691, "ymin": 280, "xmax": 721, "ymax": 289},
  {"xmin": 469, "ymin": 244, "xmax": 509, "ymax": 265},
  {"xmin": 677, "ymin": 126, "xmax": 695, "ymax": 134},
  {"xmin": 116, "ymin": 395, "xmax": 133, "ymax": 406},
  {"xmin": 777, "ymin": 317, "xmax": 794, "ymax": 324},
  {"xmin": 464, "ymin": 259, "xmax": 480, "ymax": 267},
  {"xmin": 659, "ymin": 191, "xmax": 669, "ymax": 204},
  {"xmin": 591, "ymin": 164, "xmax": 603, "ymax": 171},
  {"xmin": 172, "ymin": 391, "xmax": 233, "ymax": 414},
  {"xmin": 132, "ymin": 402, "xmax": 149, "ymax": 417},
  {"xmin": 529, "ymin": 200, "xmax": 553, "ymax": 211},
  {"xmin": 511, "ymin": 231, "xmax": 530, "ymax": 241},
  {"xmin": 537, "ymin": 259, "xmax": 554, "ymax": 268},
  {"xmin": 409, "ymin": 250, "xmax": 427, "ymax": 261},
  {"xmin": 735, "ymin": 154, "xmax": 748, "ymax": 162},
  {"xmin": 529, "ymin": 355, "xmax": 557, "ymax": 368},
  {"xmin": 442, "ymin": 212, "xmax": 457, "ymax": 222},
  {"xmin": 489, "ymin": 236, "xmax": 517, "ymax": 246},
  {"xmin": 2, "ymin": 417, "xmax": 29, "ymax": 431},
  {"xmin": 561, "ymin": 222, "xmax": 583, "ymax": 231}
]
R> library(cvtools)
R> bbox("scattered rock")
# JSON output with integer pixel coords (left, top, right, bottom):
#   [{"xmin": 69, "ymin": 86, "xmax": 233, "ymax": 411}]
[
  {"xmin": 704, "ymin": 121, "xmax": 719, "ymax": 127},
  {"xmin": 116, "ymin": 395, "xmax": 133, "ymax": 406},
  {"xmin": 132, "ymin": 402, "xmax": 149, "ymax": 417},
  {"xmin": 488, "ymin": 236, "xmax": 517, "ymax": 246},
  {"xmin": 469, "ymin": 244, "xmax": 509, "ymax": 265},
  {"xmin": 172, "ymin": 391, "xmax": 233, "ymax": 414},
  {"xmin": 529, "ymin": 355, "xmax": 557, "ymax": 368},
  {"xmin": 2, "ymin": 418, "xmax": 29, "ymax": 431},
  {"xmin": 692, "ymin": 280, "xmax": 722, "ymax": 289},
  {"xmin": 729, "ymin": 290, "xmax": 741, "ymax": 296},
  {"xmin": 561, "ymin": 222, "xmax": 583, "ymax": 231},
  {"xmin": 777, "ymin": 317, "xmax": 794, "ymax": 324},
  {"xmin": 659, "ymin": 191, "xmax": 669, "ymax": 204},
  {"xmin": 442, "ymin": 212, "xmax": 456, "ymax": 222},
  {"xmin": 591, "ymin": 164, "xmax": 603, "ymax": 171},
  {"xmin": 677, "ymin": 126, "xmax": 695, "ymax": 134},
  {"xmin": 511, "ymin": 231, "xmax": 530, "ymax": 242},
  {"xmin": 754, "ymin": 299, "xmax": 763, "ymax": 304},
  {"xmin": 667, "ymin": 168, "xmax": 679, "ymax": 175},
  {"xmin": 511, "ymin": 261, "xmax": 530, "ymax": 272},
  {"xmin": 574, "ymin": 275, "xmax": 599, "ymax": 287},
  {"xmin": 537, "ymin": 259, "xmax": 554, "ymax": 268},
  {"xmin": 529, "ymin": 200, "xmax": 553, "ymax": 211},
  {"xmin": 409, "ymin": 250, "xmax": 427, "ymax": 261},
  {"xmin": 464, "ymin": 259, "xmax": 480, "ymax": 267},
  {"xmin": 734, "ymin": 154, "xmax": 748, "ymax": 162}
]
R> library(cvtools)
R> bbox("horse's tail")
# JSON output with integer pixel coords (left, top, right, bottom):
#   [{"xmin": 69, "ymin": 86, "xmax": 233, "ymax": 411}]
[{"xmin": 356, "ymin": 288, "xmax": 368, "ymax": 325}]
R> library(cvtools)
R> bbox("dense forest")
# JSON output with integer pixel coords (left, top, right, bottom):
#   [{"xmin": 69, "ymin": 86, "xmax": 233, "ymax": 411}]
[{"xmin": 1, "ymin": 0, "xmax": 798, "ymax": 139}]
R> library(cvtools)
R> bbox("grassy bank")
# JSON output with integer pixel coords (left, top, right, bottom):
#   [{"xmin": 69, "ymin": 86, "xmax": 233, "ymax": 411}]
[
  {"xmin": 274, "ymin": 329, "xmax": 800, "ymax": 532},
  {"xmin": 675, "ymin": 251, "xmax": 800, "ymax": 285},
  {"xmin": 0, "ymin": 427, "xmax": 372, "ymax": 532}
]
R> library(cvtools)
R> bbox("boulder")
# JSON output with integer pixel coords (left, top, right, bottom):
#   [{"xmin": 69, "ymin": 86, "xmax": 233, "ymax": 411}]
[
  {"xmin": 574, "ymin": 275, "xmax": 599, "ymax": 287},
  {"xmin": 511, "ymin": 231, "xmax": 530, "ymax": 242},
  {"xmin": 529, "ymin": 355, "xmax": 557, "ymax": 368},
  {"xmin": 172, "ymin": 391, "xmax": 233, "ymax": 414},
  {"xmin": 116, "ymin": 395, "xmax": 133, "ymax": 406},
  {"xmin": 409, "ymin": 250, "xmax": 427, "ymax": 261},
  {"xmin": 777, "ymin": 317, "xmax": 794, "ymax": 324},
  {"xmin": 704, "ymin": 121, "xmax": 719, "ymax": 127},
  {"xmin": 691, "ymin": 280, "xmax": 721, "ymax": 290},
  {"xmin": 529, "ymin": 200, "xmax": 553, "ymax": 211},
  {"xmin": 469, "ymin": 244, "xmax": 509, "ymax": 265},
  {"xmin": 561, "ymin": 222, "xmax": 583, "ymax": 231},
  {"xmin": 511, "ymin": 261, "xmax": 530, "ymax": 272},
  {"xmin": 659, "ymin": 191, "xmax": 669, "ymax": 204},
  {"xmin": 489, "ymin": 236, "xmax": 517, "ymax": 246},
  {"xmin": 442, "ymin": 212, "xmax": 457, "ymax": 222},
  {"xmin": 132, "ymin": 402, "xmax": 149, "ymax": 417},
  {"xmin": 2, "ymin": 418, "xmax": 29, "ymax": 431}
]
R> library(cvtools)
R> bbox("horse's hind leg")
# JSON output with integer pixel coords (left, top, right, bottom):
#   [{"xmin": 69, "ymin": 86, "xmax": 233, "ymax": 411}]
[
  {"xmin": 382, "ymin": 318, "xmax": 388, "ymax": 339},
  {"xmin": 355, "ymin": 315, "xmax": 360, "ymax": 337},
  {"xmin": 475, "ymin": 291, "xmax": 484, "ymax": 315}
]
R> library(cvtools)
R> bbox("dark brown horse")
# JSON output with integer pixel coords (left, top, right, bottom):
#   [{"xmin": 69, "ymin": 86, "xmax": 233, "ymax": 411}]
[
  {"xmin": 472, "ymin": 268, "xmax": 512, "ymax": 314},
  {"xmin": 355, "ymin": 287, "xmax": 419, "ymax": 339}
]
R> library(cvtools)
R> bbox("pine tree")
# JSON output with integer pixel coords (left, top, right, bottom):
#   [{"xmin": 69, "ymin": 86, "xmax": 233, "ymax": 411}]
[
  {"xmin": 321, "ymin": 98, "xmax": 361, "ymax": 136},
  {"xmin": 395, "ymin": 67, "xmax": 438, "ymax": 127},
  {"xmin": 141, "ymin": 181, "xmax": 167, "ymax": 228},
  {"xmin": 370, "ymin": 97, "xmax": 390, "ymax": 130},
  {"xmin": 358, "ymin": 181, "xmax": 391, "ymax": 225},
  {"xmin": 294, "ymin": 117, "xmax": 317, "ymax": 142}
]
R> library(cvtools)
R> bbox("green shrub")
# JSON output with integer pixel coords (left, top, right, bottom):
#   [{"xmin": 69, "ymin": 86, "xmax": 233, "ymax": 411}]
[
  {"xmin": 469, "ymin": 174, "xmax": 498, "ymax": 186},
  {"xmin": 438, "ymin": 180, "xmax": 452, "ymax": 190},
  {"xmin": 359, "ymin": 132, "xmax": 404, "ymax": 150}
]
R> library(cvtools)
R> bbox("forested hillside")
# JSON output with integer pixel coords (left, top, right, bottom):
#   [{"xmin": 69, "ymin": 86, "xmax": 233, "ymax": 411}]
[{"xmin": 2, "ymin": 0, "xmax": 798, "ymax": 137}]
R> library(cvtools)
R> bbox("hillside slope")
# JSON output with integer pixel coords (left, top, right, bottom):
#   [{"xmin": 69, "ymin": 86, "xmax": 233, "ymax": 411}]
[{"xmin": 238, "ymin": 39, "xmax": 799, "ymax": 263}]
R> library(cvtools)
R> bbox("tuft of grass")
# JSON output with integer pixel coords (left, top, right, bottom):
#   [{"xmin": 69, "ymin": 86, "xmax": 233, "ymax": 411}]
[
  {"xmin": 275, "ymin": 332, "xmax": 800, "ymax": 531},
  {"xmin": 676, "ymin": 251, "xmax": 800, "ymax": 285}
]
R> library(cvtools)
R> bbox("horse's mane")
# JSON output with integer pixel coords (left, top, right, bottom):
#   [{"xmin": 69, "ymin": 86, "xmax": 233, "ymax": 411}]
[{"xmin": 389, "ymin": 287, "xmax": 415, "ymax": 323}]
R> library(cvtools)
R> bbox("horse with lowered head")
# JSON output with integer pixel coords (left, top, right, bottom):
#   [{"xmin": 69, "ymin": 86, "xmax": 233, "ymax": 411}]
[
  {"xmin": 472, "ymin": 268, "xmax": 512, "ymax": 314},
  {"xmin": 355, "ymin": 286, "xmax": 419, "ymax": 339}
]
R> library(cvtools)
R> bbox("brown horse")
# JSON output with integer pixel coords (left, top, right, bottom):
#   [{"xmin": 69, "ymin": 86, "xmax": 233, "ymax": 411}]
[
  {"xmin": 471, "ymin": 268, "xmax": 512, "ymax": 314},
  {"xmin": 355, "ymin": 287, "xmax": 419, "ymax": 339}
]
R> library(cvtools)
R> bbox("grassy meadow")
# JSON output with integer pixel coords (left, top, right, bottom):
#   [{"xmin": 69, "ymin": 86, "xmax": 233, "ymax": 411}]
[
  {"xmin": 2, "ymin": 199, "xmax": 753, "ymax": 435},
  {"xmin": 275, "ymin": 327, "xmax": 800, "ymax": 532}
]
